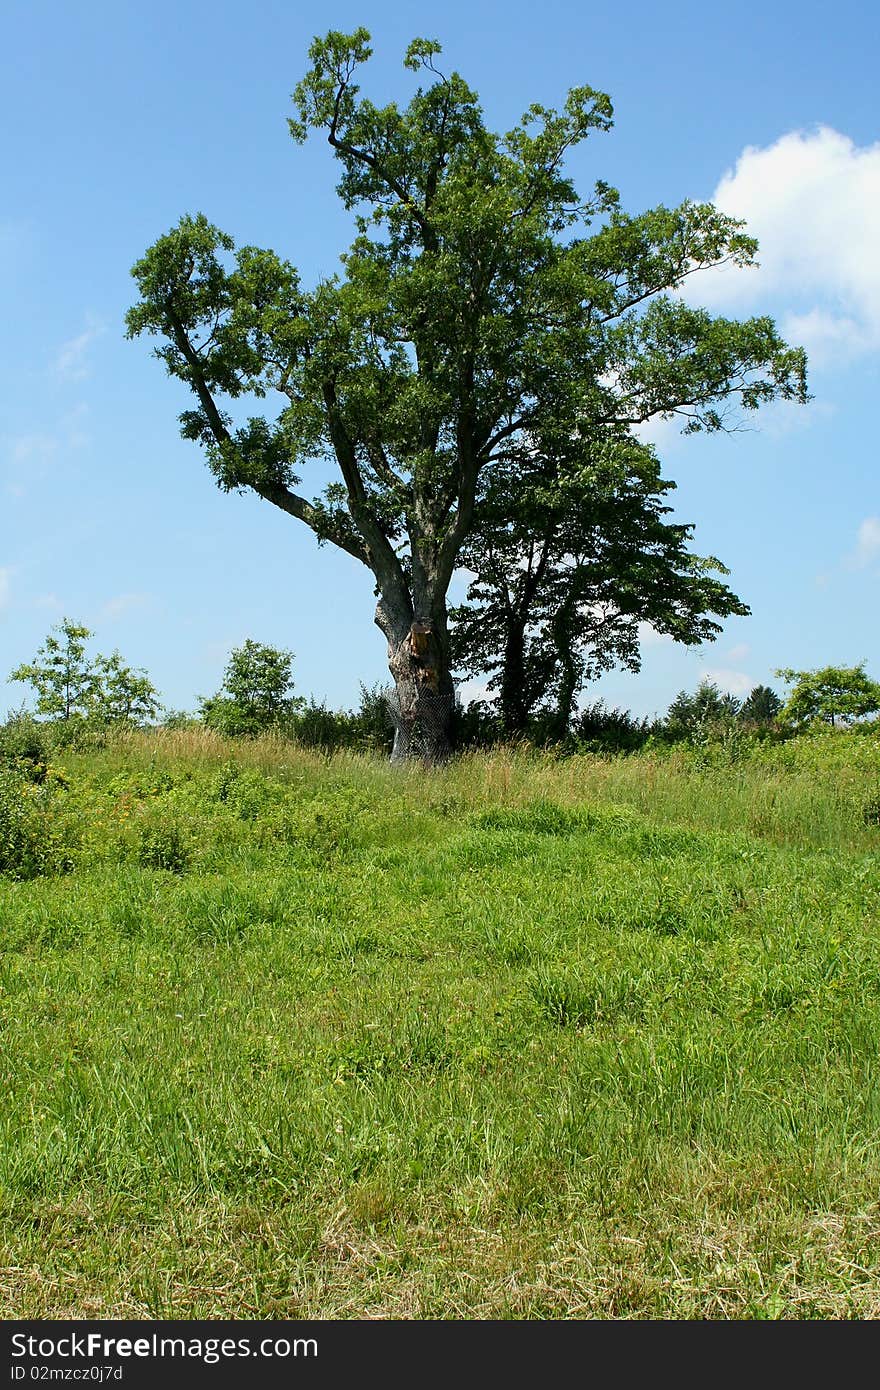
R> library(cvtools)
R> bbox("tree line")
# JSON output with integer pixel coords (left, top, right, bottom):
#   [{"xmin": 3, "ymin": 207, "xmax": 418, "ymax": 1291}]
[{"xmin": 5, "ymin": 619, "xmax": 880, "ymax": 759}]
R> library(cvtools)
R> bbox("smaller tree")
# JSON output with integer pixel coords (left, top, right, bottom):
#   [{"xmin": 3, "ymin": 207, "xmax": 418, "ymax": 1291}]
[
  {"xmin": 451, "ymin": 436, "xmax": 749, "ymax": 738},
  {"xmin": 738, "ymin": 684, "xmax": 782, "ymax": 724},
  {"xmin": 665, "ymin": 680, "xmax": 740, "ymax": 739},
  {"xmin": 91, "ymin": 652, "xmax": 162, "ymax": 724},
  {"xmin": 9, "ymin": 620, "xmax": 162, "ymax": 727},
  {"xmin": 201, "ymin": 640, "xmax": 301, "ymax": 735},
  {"xmin": 776, "ymin": 663, "xmax": 880, "ymax": 728},
  {"xmin": 9, "ymin": 619, "xmax": 93, "ymax": 720}
]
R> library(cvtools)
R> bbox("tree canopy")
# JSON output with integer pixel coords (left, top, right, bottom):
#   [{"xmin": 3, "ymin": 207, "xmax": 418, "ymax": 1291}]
[
  {"xmin": 776, "ymin": 664, "xmax": 880, "ymax": 728},
  {"xmin": 200, "ymin": 640, "xmax": 301, "ymax": 735},
  {"xmin": 9, "ymin": 619, "xmax": 161, "ymax": 726},
  {"xmin": 739, "ymin": 684, "xmax": 782, "ymax": 724},
  {"xmin": 126, "ymin": 28, "xmax": 807, "ymax": 758},
  {"xmin": 451, "ymin": 432, "xmax": 749, "ymax": 735}
]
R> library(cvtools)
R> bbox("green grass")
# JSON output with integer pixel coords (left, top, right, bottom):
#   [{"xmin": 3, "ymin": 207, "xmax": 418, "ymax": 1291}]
[{"xmin": 2, "ymin": 728, "xmax": 880, "ymax": 1317}]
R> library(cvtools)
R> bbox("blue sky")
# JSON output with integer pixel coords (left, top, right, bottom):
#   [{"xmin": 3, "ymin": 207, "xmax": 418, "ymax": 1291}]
[{"xmin": 2, "ymin": 0, "xmax": 878, "ymax": 720}]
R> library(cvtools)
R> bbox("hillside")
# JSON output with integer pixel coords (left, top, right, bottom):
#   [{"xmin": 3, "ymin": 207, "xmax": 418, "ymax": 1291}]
[{"xmin": 2, "ymin": 731, "xmax": 880, "ymax": 1317}]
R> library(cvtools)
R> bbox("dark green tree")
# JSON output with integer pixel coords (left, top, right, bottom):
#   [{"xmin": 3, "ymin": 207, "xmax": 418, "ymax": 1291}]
[
  {"xmin": 666, "ymin": 680, "xmax": 740, "ymax": 738},
  {"xmin": 126, "ymin": 28, "xmax": 807, "ymax": 761},
  {"xmin": 738, "ymin": 684, "xmax": 782, "ymax": 724},
  {"xmin": 776, "ymin": 663, "xmax": 880, "ymax": 728},
  {"xmin": 201, "ymin": 640, "xmax": 300, "ymax": 735},
  {"xmin": 451, "ymin": 432, "xmax": 748, "ymax": 736}
]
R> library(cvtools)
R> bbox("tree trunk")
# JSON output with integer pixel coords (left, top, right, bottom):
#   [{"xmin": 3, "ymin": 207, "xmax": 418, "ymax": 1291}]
[
  {"xmin": 499, "ymin": 619, "xmax": 530, "ymax": 736},
  {"xmin": 386, "ymin": 618, "xmax": 455, "ymax": 763}
]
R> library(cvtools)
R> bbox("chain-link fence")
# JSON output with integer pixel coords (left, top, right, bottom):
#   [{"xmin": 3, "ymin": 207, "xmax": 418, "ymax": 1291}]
[{"xmin": 383, "ymin": 681, "xmax": 456, "ymax": 763}]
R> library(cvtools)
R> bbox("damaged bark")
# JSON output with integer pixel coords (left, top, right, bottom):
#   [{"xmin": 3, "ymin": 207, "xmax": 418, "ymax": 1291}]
[{"xmin": 383, "ymin": 615, "xmax": 455, "ymax": 763}]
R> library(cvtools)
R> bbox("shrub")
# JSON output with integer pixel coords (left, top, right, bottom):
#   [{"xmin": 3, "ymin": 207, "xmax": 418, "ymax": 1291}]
[
  {"xmin": 284, "ymin": 699, "xmax": 353, "ymax": 750},
  {"xmin": 571, "ymin": 700, "xmax": 652, "ymax": 753},
  {"xmin": 0, "ymin": 766, "xmax": 75, "ymax": 879},
  {"xmin": 161, "ymin": 709, "xmax": 200, "ymax": 730},
  {"xmin": 201, "ymin": 641, "xmax": 301, "ymax": 735},
  {"xmin": 137, "ymin": 819, "xmax": 190, "ymax": 873},
  {"xmin": 0, "ymin": 711, "xmax": 51, "ymax": 781},
  {"xmin": 9, "ymin": 618, "xmax": 160, "ymax": 726}
]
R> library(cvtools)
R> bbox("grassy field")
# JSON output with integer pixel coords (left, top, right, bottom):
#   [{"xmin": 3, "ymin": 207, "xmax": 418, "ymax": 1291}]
[{"xmin": 2, "ymin": 728, "xmax": 880, "ymax": 1318}]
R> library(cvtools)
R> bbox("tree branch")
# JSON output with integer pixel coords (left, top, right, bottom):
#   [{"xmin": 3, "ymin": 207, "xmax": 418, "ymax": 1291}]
[{"xmin": 321, "ymin": 379, "xmax": 411, "ymax": 610}]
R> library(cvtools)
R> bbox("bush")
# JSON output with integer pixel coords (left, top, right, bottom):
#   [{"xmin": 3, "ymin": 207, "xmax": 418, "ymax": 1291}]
[
  {"xmin": 161, "ymin": 709, "xmax": 200, "ymax": 730},
  {"xmin": 571, "ymin": 700, "xmax": 652, "ymax": 753},
  {"xmin": 0, "ymin": 711, "xmax": 51, "ymax": 781},
  {"xmin": 200, "ymin": 640, "xmax": 301, "ymax": 735},
  {"xmin": 137, "ymin": 819, "xmax": 190, "ymax": 873},
  {"xmin": 280, "ymin": 686, "xmax": 394, "ymax": 754},
  {"xmin": 352, "ymin": 682, "xmax": 395, "ymax": 753},
  {"xmin": 284, "ymin": 699, "xmax": 354, "ymax": 750},
  {"xmin": 0, "ymin": 766, "xmax": 74, "ymax": 879},
  {"xmin": 0, "ymin": 768, "xmax": 42, "ymax": 878},
  {"xmin": 200, "ymin": 696, "xmax": 269, "ymax": 738}
]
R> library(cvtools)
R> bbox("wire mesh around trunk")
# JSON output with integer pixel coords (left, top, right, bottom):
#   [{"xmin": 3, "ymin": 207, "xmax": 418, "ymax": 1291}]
[{"xmin": 383, "ymin": 681, "xmax": 455, "ymax": 763}]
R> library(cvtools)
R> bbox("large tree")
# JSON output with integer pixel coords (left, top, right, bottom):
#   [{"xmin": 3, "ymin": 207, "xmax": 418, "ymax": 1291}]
[
  {"xmin": 451, "ymin": 431, "xmax": 749, "ymax": 736},
  {"xmin": 126, "ymin": 28, "xmax": 807, "ymax": 761}
]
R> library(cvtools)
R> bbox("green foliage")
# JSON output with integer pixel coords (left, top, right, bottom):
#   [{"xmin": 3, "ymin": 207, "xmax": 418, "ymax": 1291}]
[
  {"xmin": 280, "ymin": 686, "xmax": 393, "ymax": 754},
  {"xmin": 137, "ymin": 819, "xmax": 191, "ymax": 874},
  {"xmin": 0, "ymin": 767, "xmax": 44, "ymax": 878},
  {"xmin": 161, "ymin": 709, "xmax": 200, "ymax": 730},
  {"xmin": 776, "ymin": 663, "xmax": 880, "ymax": 729},
  {"xmin": 90, "ymin": 652, "xmax": 162, "ymax": 724},
  {"xmin": 9, "ymin": 619, "xmax": 93, "ymax": 721},
  {"xmin": 201, "ymin": 640, "xmax": 301, "ymax": 735},
  {"xmin": 127, "ymin": 28, "xmax": 807, "ymax": 757},
  {"xmin": 9, "ymin": 620, "xmax": 161, "ymax": 728},
  {"xmin": 0, "ymin": 763, "xmax": 74, "ymax": 879},
  {"xmin": 0, "ymin": 711, "xmax": 52, "ymax": 781},
  {"xmin": 3, "ymin": 731, "xmax": 880, "ymax": 1316},
  {"xmin": 571, "ymin": 700, "xmax": 653, "ymax": 752},
  {"xmin": 739, "ymin": 684, "xmax": 783, "ymax": 724},
  {"xmin": 352, "ymin": 681, "xmax": 395, "ymax": 752},
  {"xmin": 452, "ymin": 434, "xmax": 749, "ymax": 733},
  {"xmin": 284, "ymin": 699, "xmax": 350, "ymax": 750},
  {"xmin": 665, "ymin": 680, "xmax": 741, "ymax": 740}
]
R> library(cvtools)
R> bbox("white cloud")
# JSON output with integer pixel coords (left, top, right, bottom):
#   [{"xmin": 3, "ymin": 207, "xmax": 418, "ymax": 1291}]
[
  {"xmin": 2, "ymin": 405, "xmax": 91, "ymax": 488},
  {"xmin": 691, "ymin": 126, "xmax": 880, "ymax": 365},
  {"xmin": 0, "ymin": 567, "xmax": 11, "ymax": 611},
  {"xmin": 726, "ymin": 642, "xmax": 750, "ymax": 662},
  {"xmin": 701, "ymin": 667, "xmax": 754, "ymax": 697},
  {"xmin": 756, "ymin": 396, "xmax": 836, "ymax": 439},
  {"xmin": 638, "ymin": 622, "xmax": 674, "ymax": 647},
  {"xmin": 847, "ymin": 517, "xmax": 880, "ymax": 570},
  {"xmin": 54, "ymin": 319, "xmax": 105, "ymax": 382},
  {"xmin": 100, "ymin": 592, "xmax": 151, "ymax": 620},
  {"xmin": 632, "ymin": 413, "xmax": 686, "ymax": 453},
  {"xmin": 781, "ymin": 309, "xmax": 870, "ymax": 369},
  {"xmin": 8, "ymin": 431, "xmax": 59, "ymax": 469},
  {"xmin": 457, "ymin": 677, "xmax": 494, "ymax": 706}
]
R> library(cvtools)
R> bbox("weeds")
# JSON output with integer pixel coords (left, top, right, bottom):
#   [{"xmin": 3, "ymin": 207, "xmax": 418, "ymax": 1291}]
[{"xmin": 1, "ymin": 728, "xmax": 879, "ymax": 1316}]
